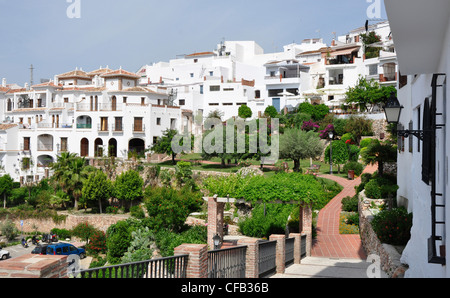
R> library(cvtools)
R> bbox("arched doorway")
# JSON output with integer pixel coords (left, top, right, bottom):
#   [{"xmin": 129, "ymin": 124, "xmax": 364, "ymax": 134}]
[
  {"xmin": 80, "ymin": 138, "xmax": 89, "ymax": 157},
  {"xmin": 128, "ymin": 138, "xmax": 145, "ymax": 158},
  {"xmin": 94, "ymin": 138, "xmax": 103, "ymax": 157},
  {"xmin": 108, "ymin": 138, "xmax": 117, "ymax": 157}
]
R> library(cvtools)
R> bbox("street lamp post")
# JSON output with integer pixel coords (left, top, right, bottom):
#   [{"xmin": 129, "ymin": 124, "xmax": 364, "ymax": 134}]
[{"xmin": 328, "ymin": 131, "xmax": 334, "ymax": 174}]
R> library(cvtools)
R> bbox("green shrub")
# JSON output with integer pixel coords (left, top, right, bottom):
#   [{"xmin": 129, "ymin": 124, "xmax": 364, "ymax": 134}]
[
  {"xmin": 341, "ymin": 133, "xmax": 355, "ymax": 144},
  {"xmin": 106, "ymin": 220, "xmax": 133, "ymax": 264},
  {"xmin": 343, "ymin": 161, "xmax": 364, "ymax": 176},
  {"xmin": 341, "ymin": 195, "xmax": 359, "ymax": 212},
  {"xmin": 238, "ymin": 204, "xmax": 295, "ymax": 239},
  {"xmin": 85, "ymin": 229, "xmax": 107, "ymax": 255},
  {"xmin": 130, "ymin": 205, "xmax": 145, "ymax": 219},
  {"xmin": 371, "ymin": 207, "xmax": 412, "ymax": 245},
  {"xmin": 364, "ymin": 176, "xmax": 399, "ymax": 199},
  {"xmin": 359, "ymin": 138, "xmax": 379, "ymax": 148},
  {"xmin": 154, "ymin": 225, "xmax": 207, "ymax": 257},
  {"xmin": 50, "ymin": 228, "xmax": 71, "ymax": 240},
  {"xmin": 364, "ymin": 179, "xmax": 382, "ymax": 199},
  {"xmin": 144, "ymin": 186, "xmax": 202, "ymax": 232}
]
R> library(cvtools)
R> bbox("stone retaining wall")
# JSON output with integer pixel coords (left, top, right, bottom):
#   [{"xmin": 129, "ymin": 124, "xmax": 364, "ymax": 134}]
[
  {"xmin": 358, "ymin": 190, "xmax": 408, "ymax": 278},
  {"xmin": 6, "ymin": 213, "xmax": 129, "ymax": 234}
]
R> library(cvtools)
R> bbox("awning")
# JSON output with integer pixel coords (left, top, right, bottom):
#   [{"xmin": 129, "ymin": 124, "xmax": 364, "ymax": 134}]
[{"xmin": 329, "ymin": 46, "xmax": 360, "ymax": 57}]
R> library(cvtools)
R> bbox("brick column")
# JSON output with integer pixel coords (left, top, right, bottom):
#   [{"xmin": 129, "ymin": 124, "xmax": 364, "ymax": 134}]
[
  {"xmin": 237, "ymin": 237, "xmax": 259, "ymax": 278},
  {"xmin": 174, "ymin": 244, "xmax": 208, "ymax": 278},
  {"xmin": 0, "ymin": 254, "xmax": 68, "ymax": 278},
  {"xmin": 289, "ymin": 233, "xmax": 302, "ymax": 264},
  {"xmin": 207, "ymin": 196, "xmax": 225, "ymax": 250},
  {"xmin": 269, "ymin": 234, "xmax": 285, "ymax": 274},
  {"xmin": 300, "ymin": 204, "xmax": 312, "ymax": 257}
]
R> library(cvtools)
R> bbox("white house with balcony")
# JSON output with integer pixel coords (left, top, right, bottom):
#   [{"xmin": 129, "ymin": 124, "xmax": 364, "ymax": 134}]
[
  {"xmin": 0, "ymin": 67, "xmax": 176, "ymax": 183},
  {"xmin": 385, "ymin": 0, "xmax": 450, "ymax": 277}
]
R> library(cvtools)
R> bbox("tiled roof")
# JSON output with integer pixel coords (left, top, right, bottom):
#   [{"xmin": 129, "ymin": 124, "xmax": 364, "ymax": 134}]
[
  {"xmin": 87, "ymin": 67, "xmax": 113, "ymax": 77},
  {"xmin": 100, "ymin": 69, "xmax": 140, "ymax": 79},
  {"xmin": 0, "ymin": 124, "xmax": 18, "ymax": 130},
  {"xmin": 185, "ymin": 52, "xmax": 216, "ymax": 58},
  {"xmin": 31, "ymin": 81, "xmax": 62, "ymax": 88},
  {"xmin": 57, "ymin": 69, "xmax": 91, "ymax": 79}
]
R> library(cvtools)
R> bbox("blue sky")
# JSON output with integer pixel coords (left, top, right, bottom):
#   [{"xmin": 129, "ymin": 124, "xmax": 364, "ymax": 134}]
[{"xmin": 0, "ymin": 0, "xmax": 387, "ymax": 84}]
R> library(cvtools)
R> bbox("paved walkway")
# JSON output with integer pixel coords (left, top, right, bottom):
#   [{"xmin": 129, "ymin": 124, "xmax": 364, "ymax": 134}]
[
  {"xmin": 272, "ymin": 256, "xmax": 388, "ymax": 278},
  {"xmin": 311, "ymin": 164, "xmax": 378, "ymax": 259}
]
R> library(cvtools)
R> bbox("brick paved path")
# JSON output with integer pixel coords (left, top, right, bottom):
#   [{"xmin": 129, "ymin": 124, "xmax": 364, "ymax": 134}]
[{"xmin": 311, "ymin": 164, "xmax": 377, "ymax": 259}]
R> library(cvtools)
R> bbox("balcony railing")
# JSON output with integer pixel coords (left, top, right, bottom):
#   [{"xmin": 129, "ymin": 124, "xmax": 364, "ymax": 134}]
[
  {"xmin": 77, "ymin": 123, "xmax": 92, "ymax": 129},
  {"xmin": 98, "ymin": 124, "xmax": 109, "ymax": 132},
  {"xmin": 75, "ymin": 255, "xmax": 188, "ymax": 278},
  {"xmin": 258, "ymin": 240, "xmax": 277, "ymax": 277}
]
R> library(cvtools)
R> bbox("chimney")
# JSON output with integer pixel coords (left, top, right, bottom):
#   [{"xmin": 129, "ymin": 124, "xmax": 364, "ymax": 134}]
[
  {"xmin": 331, "ymin": 39, "xmax": 336, "ymax": 46},
  {"xmin": 1, "ymin": 78, "xmax": 6, "ymax": 87}
]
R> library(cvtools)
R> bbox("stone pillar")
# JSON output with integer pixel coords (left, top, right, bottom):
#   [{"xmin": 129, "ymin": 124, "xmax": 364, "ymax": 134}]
[
  {"xmin": 0, "ymin": 254, "xmax": 68, "ymax": 278},
  {"xmin": 174, "ymin": 244, "xmax": 208, "ymax": 278},
  {"xmin": 300, "ymin": 204, "xmax": 313, "ymax": 257},
  {"xmin": 269, "ymin": 234, "xmax": 286, "ymax": 274},
  {"xmin": 237, "ymin": 237, "xmax": 259, "ymax": 278},
  {"xmin": 289, "ymin": 233, "xmax": 302, "ymax": 264},
  {"xmin": 207, "ymin": 196, "xmax": 225, "ymax": 250}
]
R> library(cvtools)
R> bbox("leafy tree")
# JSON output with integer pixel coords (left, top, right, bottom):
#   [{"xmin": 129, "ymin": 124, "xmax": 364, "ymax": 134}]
[
  {"xmin": 345, "ymin": 76, "xmax": 397, "ymax": 112},
  {"xmin": 82, "ymin": 170, "xmax": 113, "ymax": 213},
  {"xmin": 0, "ymin": 174, "xmax": 14, "ymax": 208},
  {"xmin": 114, "ymin": 170, "xmax": 143, "ymax": 208},
  {"xmin": 238, "ymin": 104, "xmax": 252, "ymax": 118},
  {"xmin": 121, "ymin": 227, "xmax": 155, "ymax": 263},
  {"xmin": 324, "ymin": 140, "xmax": 350, "ymax": 174},
  {"xmin": 72, "ymin": 222, "xmax": 97, "ymax": 244},
  {"xmin": 297, "ymin": 102, "xmax": 329, "ymax": 121},
  {"xmin": 343, "ymin": 115, "xmax": 374, "ymax": 144},
  {"xmin": 151, "ymin": 129, "xmax": 179, "ymax": 165},
  {"xmin": 264, "ymin": 105, "xmax": 278, "ymax": 118},
  {"xmin": 279, "ymin": 129, "xmax": 324, "ymax": 172}
]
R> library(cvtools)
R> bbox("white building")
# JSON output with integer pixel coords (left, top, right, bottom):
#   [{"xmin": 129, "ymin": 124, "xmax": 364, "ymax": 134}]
[
  {"xmin": 0, "ymin": 67, "xmax": 176, "ymax": 183},
  {"xmin": 300, "ymin": 21, "xmax": 397, "ymax": 113},
  {"xmin": 385, "ymin": 0, "xmax": 450, "ymax": 277}
]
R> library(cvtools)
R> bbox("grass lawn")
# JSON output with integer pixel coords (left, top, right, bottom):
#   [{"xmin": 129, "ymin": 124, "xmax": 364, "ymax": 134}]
[{"xmin": 151, "ymin": 153, "xmax": 350, "ymax": 178}]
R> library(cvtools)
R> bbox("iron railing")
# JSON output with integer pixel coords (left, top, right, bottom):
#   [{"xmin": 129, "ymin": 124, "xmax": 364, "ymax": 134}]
[
  {"xmin": 75, "ymin": 254, "xmax": 188, "ymax": 278},
  {"xmin": 207, "ymin": 246, "xmax": 247, "ymax": 278},
  {"xmin": 258, "ymin": 240, "xmax": 277, "ymax": 277},
  {"xmin": 285, "ymin": 237, "xmax": 295, "ymax": 266},
  {"xmin": 301, "ymin": 234, "xmax": 307, "ymax": 259}
]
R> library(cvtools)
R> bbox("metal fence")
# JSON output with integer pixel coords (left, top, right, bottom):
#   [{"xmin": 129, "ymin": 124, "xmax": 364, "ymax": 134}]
[
  {"xmin": 285, "ymin": 237, "xmax": 295, "ymax": 266},
  {"xmin": 301, "ymin": 234, "xmax": 307, "ymax": 259},
  {"xmin": 258, "ymin": 240, "xmax": 277, "ymax": 277},
  {"xmin": 207, "ymin": 246, "xmax": 247, "ymax": 278},
  {"xmin": 75, "ymin": 254, "xmax": 188, "ymax": 278}
]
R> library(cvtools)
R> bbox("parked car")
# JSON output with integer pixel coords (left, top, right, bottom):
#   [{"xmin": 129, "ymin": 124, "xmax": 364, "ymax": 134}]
[
  {"xmin": 46, "ymin": 243, "xmax": 86, "ymax": 259},
  {"xmin": 31, "ymin": 244, "xmax": 49, "ymax": 255},
  {"xmin": 0, "ymin": 246, "xmax": 10, "ymax": 260}
]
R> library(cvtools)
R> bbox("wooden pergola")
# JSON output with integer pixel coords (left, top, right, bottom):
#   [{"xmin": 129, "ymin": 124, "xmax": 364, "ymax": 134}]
[{"xmin": 204, "ymin": 195, "xmax": 313, "ymax": 255}]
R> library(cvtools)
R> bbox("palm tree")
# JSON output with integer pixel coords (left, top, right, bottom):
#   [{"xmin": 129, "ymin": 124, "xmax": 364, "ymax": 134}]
[
  {"xmin": 66, "ymin": 157, "xmax": 93, "ymax": 210},
  {"xmin": 50, "ymin": 152, "xmax": 93, "ymax": 210}
]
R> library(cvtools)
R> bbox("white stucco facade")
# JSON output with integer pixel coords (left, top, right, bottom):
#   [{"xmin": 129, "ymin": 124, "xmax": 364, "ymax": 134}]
[{"xmin": 385, "ymin": 0, "xmax": 450, "ymax": 277}]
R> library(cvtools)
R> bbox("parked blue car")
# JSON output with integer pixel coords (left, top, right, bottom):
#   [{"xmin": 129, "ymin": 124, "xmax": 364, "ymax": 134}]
[{"xmin": 46, "ymin": 243, "xmax": 86, "ymax": 259}]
